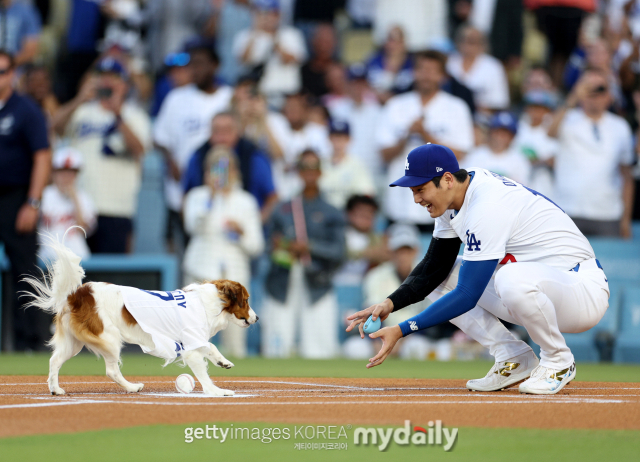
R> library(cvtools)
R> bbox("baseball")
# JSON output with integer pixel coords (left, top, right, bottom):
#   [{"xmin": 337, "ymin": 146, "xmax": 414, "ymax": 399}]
[{"xmin": 175, "ymin": 374, "xmax": 195, "ymax": 394}]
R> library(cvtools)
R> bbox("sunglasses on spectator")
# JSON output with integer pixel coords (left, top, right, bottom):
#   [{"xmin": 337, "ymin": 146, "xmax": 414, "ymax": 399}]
[
  {"xmin": 590, "ymin": 85, "xmax": 608, "ymax": 95},
  {"xmin": 164, "ymin": 53, "xmax": 190, "ymax": 68},
  {"xmin": 0, "ymin": 67, "xmax": 12, "ymax": 75}
]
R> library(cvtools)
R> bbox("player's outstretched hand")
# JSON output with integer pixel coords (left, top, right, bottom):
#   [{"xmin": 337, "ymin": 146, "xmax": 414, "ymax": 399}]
[
  {"xmin": 366, "ymin": 325, "xmax": 403, "ymax": 369},
  {"xmin": 346, "ymin": 298, "xmax": 394, "ymax": 339}
]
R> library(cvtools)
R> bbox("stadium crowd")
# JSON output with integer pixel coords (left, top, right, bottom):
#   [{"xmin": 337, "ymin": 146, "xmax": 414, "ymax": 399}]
[{"xmin": 1, "ymin": 0, "xmax": 639, "ymax": 355}]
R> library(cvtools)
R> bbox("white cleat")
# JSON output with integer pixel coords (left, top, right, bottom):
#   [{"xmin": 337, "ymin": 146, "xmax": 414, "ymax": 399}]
[
  {"xmin": 519, "ymin": 362, "xmax": 576, "ymax": 395},
  {"xmin": 466, "ymin": 350, "xmax": 539, "ymax": 392}
]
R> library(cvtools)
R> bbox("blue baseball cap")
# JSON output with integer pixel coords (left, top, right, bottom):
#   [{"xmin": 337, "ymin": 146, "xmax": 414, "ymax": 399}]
[
  {"xmin": 164, "ymin": 52, "xmax": 190, "ymax": 68},
  {"xmin": 348, "ymin": 63, "xmax": 368, "ymax": 80},
  {"xmin": 329, "ymin": 119, "xmax": 350, "ymax": 135},
  {"xmin": 489, "ymin": 111, "xmax": 518, "ymax": 134},
  {"xmin": 390, "ymin": 143, "xmax": 459, "ymax": 188},
  {"xmin": 253, "ymin": 0, "xmax": 279, "ymax": 11},
  {"xmin": 95, "ymin": 57, "xmax": 127, "ymax": 78}
]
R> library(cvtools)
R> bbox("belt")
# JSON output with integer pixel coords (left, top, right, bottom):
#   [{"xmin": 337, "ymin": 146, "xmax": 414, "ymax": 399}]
[{"xmin": 570, "ymin": 258, "xmax": 603, "ymax": 272}]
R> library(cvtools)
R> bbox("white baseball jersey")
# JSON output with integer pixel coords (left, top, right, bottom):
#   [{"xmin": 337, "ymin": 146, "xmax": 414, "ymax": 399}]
[
  {"xmin": 120, "ymin": 286, "xmax": 214, "ymax": 360},
  {"xmin": 433, "ymin": 168, "xmax": 595, "ymax": 270}
]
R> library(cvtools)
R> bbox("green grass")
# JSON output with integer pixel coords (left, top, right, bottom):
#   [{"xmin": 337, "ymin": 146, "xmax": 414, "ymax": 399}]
[
  {"xmin": 1, "ymin": 353, "xmax": 640, "ymax": 382},
  {"xmin": 1, "ymin": 423, "xmax": 638, "ymax": 462}
]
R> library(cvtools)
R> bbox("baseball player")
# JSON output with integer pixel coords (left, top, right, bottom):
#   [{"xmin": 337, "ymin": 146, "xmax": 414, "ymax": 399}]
[{"xmin": 347, "ymin": 143, "xmax": 610, "ymax": 395}]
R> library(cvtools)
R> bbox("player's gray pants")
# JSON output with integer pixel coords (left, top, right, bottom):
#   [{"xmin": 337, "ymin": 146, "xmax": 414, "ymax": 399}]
[{"xmin": 431, "ymin": 257, "xmax": 610, "ymax": 369}]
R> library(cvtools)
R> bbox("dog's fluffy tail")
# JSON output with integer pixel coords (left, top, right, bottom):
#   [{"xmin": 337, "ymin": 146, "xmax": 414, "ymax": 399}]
[{"xmin": 21, "ymin": 230, "xmax": 85, "ymax": 315}]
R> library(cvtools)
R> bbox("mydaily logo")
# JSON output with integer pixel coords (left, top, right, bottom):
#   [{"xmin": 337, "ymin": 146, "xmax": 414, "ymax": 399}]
[{"xmin": 354, "ymin": 420, "xmax": 457, "ymax": 451}]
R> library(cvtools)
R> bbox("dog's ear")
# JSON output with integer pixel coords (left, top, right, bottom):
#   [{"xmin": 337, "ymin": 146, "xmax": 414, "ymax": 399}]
[{"xmin": 212, "ymin": 280, "xmax": 247, "ymax": 309}]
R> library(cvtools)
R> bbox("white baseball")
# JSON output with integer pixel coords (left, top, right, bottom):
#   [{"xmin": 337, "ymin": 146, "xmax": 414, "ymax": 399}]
[{"xmin": 175, "ymin": 374, "xmax": 195, "ymax": 394}]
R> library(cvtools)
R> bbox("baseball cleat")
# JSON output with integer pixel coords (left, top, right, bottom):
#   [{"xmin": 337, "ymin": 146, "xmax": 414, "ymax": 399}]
[
  {"xmin": 466, "ymin": 350, "xmax": 539, "ymax": 392},
  {"xmin": 518, "ymin": 362, "xmax": 576, "ymax": 395}
]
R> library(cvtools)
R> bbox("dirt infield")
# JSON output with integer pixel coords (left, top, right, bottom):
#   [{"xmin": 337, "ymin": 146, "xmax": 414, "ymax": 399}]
[{"xmin": 1, "ymin": 375, "xmax": 639, "ymax": 438}]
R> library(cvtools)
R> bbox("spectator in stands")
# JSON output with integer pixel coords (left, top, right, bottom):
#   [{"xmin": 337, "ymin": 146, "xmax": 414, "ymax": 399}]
[
  {"xmin": 363, "ymin": 223, "xmax": 427, "ymax": 320},
  {"xmin": 377, "ymin": 50, "xmax": 474, "ymax": 231},
  {"xmin": 183, "ymin": 146, "xmax": 264, "ymax": 358},
  {"xmin": 319, "ymin": 120, "xmax": 376, "ymax": 209},
  {"xmin": 22, "ymin": 64, "xmax": 59, "ymax": 124},
  {"xmin": 145, "ymin": 0, "xmax": 215, "ymax": 74},
  {"xmin": 183, "ymin": 111, "xmax": 278, "ymax": 222},
  {"xmin": 215, "ymin": 0, "xmax": 253, "ymax": 85},
  {"xmin": 522, "ymin": 65, "xmax": 557, "ymax": 94},
  {"xmin": 233, "ymin": 77, "xmax": 290, "ymax": 162},
  {"xmin": 274, "ymin": 92, "xmax": 331, "ymax": 199},
  {"xmin": 150, "ymin": 52, "xmax": 192, "ymax": 117},
  {"xmin": 0, "ymin": 0, "xmax": 41, "ymax": 66},
  {"xmin": 293, "ymin": 0, "xmax": 343, "ymax": 48},
  {"xmin": 233, "ymin": 0, "xmax": 307, "ymax": 108},
  {"xmin": 263, "ymin": 150, "xmax": 346, "ymax": 358},
  {"xmin": 373, "ymin": 0, "xmax": 449, "ymax": 52},
  {"xmin": 321, "ymin": 62, "xmax": 349, "ymax": 108},
  {"xmin": 300, "ymin": 23, "xmax": 338, "ymax": 98},
  {"xmin": 463, "ymin": 112, "xmax": 531, "ymax": 184},
  {"xmin": 446, "ymin": 25, "xmax": 510, "ymax": 112},
  {"xmin": 347, "ymin": 0, "xmax": 376, "ymax": 28},
  {"xmin": 324, "ymin": 63, "xmax": 382, "ymax": 181},
  {"xmin": 0, "ymin": 50, "xmax": 51, "ymax": 350},
  {"xmin": 53, "ymin": 58, "xmax": 151, "ymax": 253},
  {"xmin": 335, "ymin": 194, "xmax": 389, "ymax": 286},
  {"xmin": 153, "ymin": 43, "xmax": 232, "ymax": 252},
  {"xmin": 528, "ymin": 0, "xmax": 596, "ymax": 87},
  {"xmin": 366, "ymin": 26, "xmax": 414, "ymax": 104},
  {"xmin": 548, "ymin": 68, "xmax": 635, "ymax": 237},
  {"xmin": 514, "ymin": 90, "xmax": 559, "ymax": 197},
  {"xmin": 39, "ymin": 147, "xmax": 96, "ymax": 262}
]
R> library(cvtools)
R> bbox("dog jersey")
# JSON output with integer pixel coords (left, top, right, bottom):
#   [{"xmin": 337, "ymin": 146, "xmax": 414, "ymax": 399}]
[
  {"xmin": 433, "ymin": 168, "xmax": 595, "ymax": 270},
  {"xmin": 120, "ymin": 286, "xmax": 212, "ymax": 360}
]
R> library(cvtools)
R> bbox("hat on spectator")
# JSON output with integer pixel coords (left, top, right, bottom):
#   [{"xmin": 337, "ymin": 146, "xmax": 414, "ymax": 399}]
[
  {"xmin": 52, "ymin": 147, "xmax": 83, "ymax": 171},
  {"xmin": 95, "ymin": 57, "xmax": 127, "ymax": 79},
  {"xmin": 523, "ymin": 90, "xmax": 558, "ymax": 110},
  {"xmin": 329, "ymin": 119, "xmax": 350, "ymax": 136},
  {"xmin": 253, "ymin": 0, "xmax": 279, "ymax": 11},
  {"xmin": 390, "ymin": 143, "xmax": 459, "ymax": 187},
  {"xmin": 348, "ymin": 63, "xmax": 368, "ymax": 80},
  {"xmin": 388, "ymin": 224, "xmax": 421, "ymax": 251},
  {"xmin": 489, "ymin": 111, "xmax": 518, "ymax": 134},
  {"xmin": 164, "ymin": 52, "xmax": 190, "ymax": 68}
]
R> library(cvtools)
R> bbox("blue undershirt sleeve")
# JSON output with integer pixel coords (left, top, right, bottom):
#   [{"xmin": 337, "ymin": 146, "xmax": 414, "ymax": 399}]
[{"xmin": 398, "ymin": 259, "xmax": 499, "ymax": 336}]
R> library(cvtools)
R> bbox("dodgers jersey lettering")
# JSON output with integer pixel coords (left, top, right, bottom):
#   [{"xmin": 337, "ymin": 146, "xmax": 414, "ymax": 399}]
[{"xmin": 433, "ymin": 168, "xmax": 595, "ymax": 270}]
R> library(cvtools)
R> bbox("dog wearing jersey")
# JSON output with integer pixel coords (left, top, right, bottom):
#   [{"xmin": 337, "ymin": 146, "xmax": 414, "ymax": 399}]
[{"xmin": 23, "ymin": 237, "xmax": 257, "ymax": 397}]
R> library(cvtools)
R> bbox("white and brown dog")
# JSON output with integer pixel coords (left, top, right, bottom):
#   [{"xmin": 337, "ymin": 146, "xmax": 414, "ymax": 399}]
[{"xmin": 23, "ymin": 237, "xmax": 258, "ymax": 397}]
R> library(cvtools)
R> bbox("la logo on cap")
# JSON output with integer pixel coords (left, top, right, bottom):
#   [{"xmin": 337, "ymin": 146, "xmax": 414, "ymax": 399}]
[
  {"xmin": 405, "ymin": 157, "xmax": 410, "ymax": 170},
  {"xmin": 436, "ymin": 167, "xmax": 443, "ymax": 172}
]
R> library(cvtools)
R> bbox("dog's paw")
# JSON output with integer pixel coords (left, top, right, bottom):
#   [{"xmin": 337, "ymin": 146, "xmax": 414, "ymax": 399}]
[
  {"xmin": 50, "ymin": 387, "xmax": 66, "ymax": 396},
  {"xmin": 203, "ymin": 387, "xmax": 235, "ymax": 397},
  {"xmin": 216, "ymin": 360, "xmax": 234, "ymax": 369},
  {"xmin": 126, "ymin": 383, "xmax": 144, "ymax": 393}
]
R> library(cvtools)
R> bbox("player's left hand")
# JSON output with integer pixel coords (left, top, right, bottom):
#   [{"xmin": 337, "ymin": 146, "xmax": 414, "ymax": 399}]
[{"xmin": 366, "ymin": 325, "xmax": 403, "ymax": 369}]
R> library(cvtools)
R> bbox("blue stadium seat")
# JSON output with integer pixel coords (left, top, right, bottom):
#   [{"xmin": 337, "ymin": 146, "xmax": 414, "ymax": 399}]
[
  {"xmin": 133, "ymin": 151, "xmax": 167, "ymax": 254},
  {"xmin": 589, "ymin": 238, "xmax": 640, "ymax": 282},
  {"xmin": 613, "ymin": 287, "xmax": 640, "ymax": 363}
]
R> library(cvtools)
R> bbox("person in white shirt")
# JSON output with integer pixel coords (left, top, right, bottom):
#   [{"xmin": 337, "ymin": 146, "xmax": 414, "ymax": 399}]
[
  {"xmin": 39, "ymin": 147, "xmax": 96, "ymax": 262},
  {"xmin": 52, "ymin": 58, "xmax": 151, "ymax": 253},
  {"xmin": 347, "ymin": 143, "xmax": 610, "ymax": 395},
  {"xmin": 319, "ymin": 120, "xmax": 376, "ymax": 209},
  {"xmin": 514, "ymin": 91, "xmax": 559, "ymax": 198},
  {"xmin": 376, "ymin": 50, "xmax": 474, "ymax": 230},
  {"xmin": 446, "ymin": 26, "xmax": 510, "ymax": 112},
  {"xmin": 183, "ymin": 146, "xmax": 264, "ymax": 358},
  {"xmin": 463, "ymin": 112, "xmax": 531, "ymax": 185},
  {"xmin": 548, "ymin": 68, "xmax": 635, "ymax": 238},
  {"xmin": 325, "ymin": 63, "xmax": 383, "ymax": 182},
  {"xmin": 274, "ymin": 93, "xmax": 332, "ymax": 199},
  {"xmin": 154, "ymin": 43, "xmax": 233, "ymax": 251},
  {"xmin": 233, "ymin": 0, "xmax": 307, "ymax": 108}
]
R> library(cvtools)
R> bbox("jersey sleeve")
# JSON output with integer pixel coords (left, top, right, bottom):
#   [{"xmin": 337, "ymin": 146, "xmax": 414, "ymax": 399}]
[
  {"xmin": 618, "ymin": 121, "xmax": 634, "ymax": 167},
  {"xmin": 433, "ymin": 212, "xmax": 458, "ymax": 239},
  {"xmin": 461, "ymin": 201, "xmax": 516, "ymax": 261}
]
